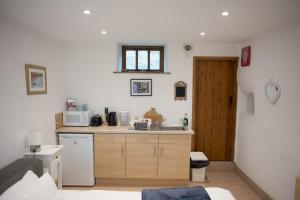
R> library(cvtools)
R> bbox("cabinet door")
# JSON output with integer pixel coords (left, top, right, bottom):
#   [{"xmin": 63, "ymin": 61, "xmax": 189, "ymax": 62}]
[
  {"xmin": 94, "ymin": 134, "xmax": 125, "ymax": 178},
  {"xmin": 126, "ymin": 135, "xmax": 158, "ymax": 178},
  {"xmin": 158, "ymin": 135, "xmax": 191, "ymax": 179},
  {"xmin": 126, "ymin": 143, "xmax": 158, "ymax": 178}
]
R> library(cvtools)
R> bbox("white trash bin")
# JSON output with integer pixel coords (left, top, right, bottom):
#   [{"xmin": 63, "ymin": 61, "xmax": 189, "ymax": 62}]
[{"xmin": 190, "ymin": 152, "xmax": 209, "ymax": 182}]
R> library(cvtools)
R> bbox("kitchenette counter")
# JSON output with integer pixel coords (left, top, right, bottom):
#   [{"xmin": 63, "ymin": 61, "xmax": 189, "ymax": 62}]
[
  {"xmin": 56, "ymin": 125, "xmax": 194, "ymax": 135},
  {"xmin": 56, "ymin": 125, "xmax": 193, "ymax": 183}
]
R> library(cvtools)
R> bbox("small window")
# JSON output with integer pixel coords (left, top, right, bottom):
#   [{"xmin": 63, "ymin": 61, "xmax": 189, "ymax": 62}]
[{"xmin": 122, "ymin": 46, "xmax": 164, "ymax": 72}]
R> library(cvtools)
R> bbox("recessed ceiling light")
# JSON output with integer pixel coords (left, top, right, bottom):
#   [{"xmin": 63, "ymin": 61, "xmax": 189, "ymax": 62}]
[
  {"xmin": 101, "ymin": 30, "xmax": 107, "ymax": 35},
  {"xmin": 200, "ymin": 32, "xmax": 206, "ymax": 36},
  {"xmin": 222, "ymin": 11, "xmax": 230, "ymax": 16},
  {"xmin": 83, "ymin": 10, "xmax": 91, "ymax": 15}
]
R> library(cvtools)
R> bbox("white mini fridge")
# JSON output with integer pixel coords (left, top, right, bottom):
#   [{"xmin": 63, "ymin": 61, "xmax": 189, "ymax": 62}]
[{"xmin": 58, "ymin": 133, "xmax": 95, "ymax": 186}]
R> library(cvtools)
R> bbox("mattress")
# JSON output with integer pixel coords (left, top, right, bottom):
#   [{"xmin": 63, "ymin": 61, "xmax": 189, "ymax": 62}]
[{"xmin": 61, "ymin": 187, "xmax": 235, "ymax": 200}]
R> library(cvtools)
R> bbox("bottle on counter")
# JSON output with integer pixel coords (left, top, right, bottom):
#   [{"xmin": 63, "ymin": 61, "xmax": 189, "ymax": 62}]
[
  {"xmin": 104, "ymin": 107, "xmax": 109, "ymax": 125},
  {"xmin": 183, "ymin": 113, "xmax": 188, "ymax": 129}
]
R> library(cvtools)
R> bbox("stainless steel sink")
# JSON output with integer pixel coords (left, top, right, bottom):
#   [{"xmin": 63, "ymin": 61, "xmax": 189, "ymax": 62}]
[{"xmin": 151, "ymin": 126, "xmax": 186, "ymax": 131}]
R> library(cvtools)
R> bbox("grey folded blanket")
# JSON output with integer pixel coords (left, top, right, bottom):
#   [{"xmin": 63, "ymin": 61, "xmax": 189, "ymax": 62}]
[{"xmin": 142, "ymin": 186, "xmax": 211, "ymax": 200}]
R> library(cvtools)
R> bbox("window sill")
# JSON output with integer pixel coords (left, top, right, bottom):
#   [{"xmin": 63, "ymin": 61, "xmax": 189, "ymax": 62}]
[{"xmin": 113, "ymin": 71, "xmax": 171, "ymax": 74}]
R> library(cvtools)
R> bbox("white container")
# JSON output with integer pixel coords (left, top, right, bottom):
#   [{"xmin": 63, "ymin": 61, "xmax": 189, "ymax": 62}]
[{"xmin": 191, "ymin": 167, "xmax": 206, "ymax": 182}]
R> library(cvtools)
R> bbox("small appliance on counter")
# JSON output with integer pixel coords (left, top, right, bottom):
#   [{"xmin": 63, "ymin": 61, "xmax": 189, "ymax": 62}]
[
  {"xmin": 107, "ymin": 112, "xmax": 117, "ymax": 126},
  {"xmin": 90, "ymin": 114, "xmax": 102, "ymax": 127},
  {"xmin": 63, "ymin": 110, "xmax": 92, "ymax": 127},
  {"xmin": 119, "ymin": 111, "xmax": 130, "ymax": 126}
]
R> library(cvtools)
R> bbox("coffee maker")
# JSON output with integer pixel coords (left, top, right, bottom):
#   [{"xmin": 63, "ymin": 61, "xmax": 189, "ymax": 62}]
[
  {"xmin": 107, "ymin": 112, "xmax": 117, "ymax": 126},
  {"xmin": 105, "ymin": 107, "xmax": 118, "ymax": 126}
]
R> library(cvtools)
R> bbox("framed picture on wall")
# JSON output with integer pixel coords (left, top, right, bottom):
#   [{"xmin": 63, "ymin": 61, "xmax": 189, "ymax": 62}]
[
  {"xmin": 25, "ymin": 64, "xmax": 47, "ymax": 95},
  {"xmin": 241, "ymin": 46, "xmax": 251, "ymax": 67},
  {"xmin": 130, "ymin": 79, "xmax": 152, "ymax": 96},
  {"xmin": 174, "ymin": 81, "xmax": 187, "ymax": 101}
]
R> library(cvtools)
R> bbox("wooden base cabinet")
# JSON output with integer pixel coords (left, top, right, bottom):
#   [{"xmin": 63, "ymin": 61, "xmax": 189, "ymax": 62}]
[
  {"xmin": 126, "ymin": 135, "xmax": 158, "ymax": 178},
  {"xmin": 158, "ymin": 135, "xmax": 191, "ymax": 179},
  {"xmin": 94, "ymin": 133, "xmax": 191, "ymax": 180},
  {"xmin": 94, "ymin": 134, "xmax": 126, "ymax": 178}
]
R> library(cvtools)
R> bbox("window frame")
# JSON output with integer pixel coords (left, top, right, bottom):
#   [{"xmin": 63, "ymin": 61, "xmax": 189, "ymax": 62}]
[{"xmin": 122, "ymin": 46, "xmax": 164, "ymax": 73}]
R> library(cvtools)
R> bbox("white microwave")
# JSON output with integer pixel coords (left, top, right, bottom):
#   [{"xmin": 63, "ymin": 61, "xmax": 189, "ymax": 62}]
[{"xmin": 63, "ymin": 111, "xmax": 92, "ymax": 127}]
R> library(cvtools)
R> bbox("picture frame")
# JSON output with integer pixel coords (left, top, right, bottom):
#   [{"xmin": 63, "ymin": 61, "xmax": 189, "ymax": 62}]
[
  {"xmin": 25, "ymin": 64, "xmax": 47, "ymax": 95},
  {"xmin": 130, "ymin": 79, "xmax": 152, "ymax": 96},
  {"xmin": 174, "ymin": 81, "xmax": 187, "ymax": 101},
  {"xmin": 241, "ymin": 46, "xmax": 251, "ymax": 67}
]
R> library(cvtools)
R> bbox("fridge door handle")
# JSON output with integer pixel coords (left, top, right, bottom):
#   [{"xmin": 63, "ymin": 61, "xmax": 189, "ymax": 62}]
[{"xmin": 60, "ymin": 135, "xmax": 90, "ymax": 139}]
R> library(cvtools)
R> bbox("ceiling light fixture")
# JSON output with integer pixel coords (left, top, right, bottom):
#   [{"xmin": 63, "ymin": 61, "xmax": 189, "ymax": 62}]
[
  {"xmin": 83, "ymin": 10, "xmax": 91, "ymax": 15},
  {"xmin": 222, "ymin": 11, "xmax": 230, "ymax": 16},
  {"xmin": 200, "ymin": 32, "xmax": 206, "ymax": 36},
  {"xmin": 101, "ymin": 30, "xmax": 107, "ymax": 35}
]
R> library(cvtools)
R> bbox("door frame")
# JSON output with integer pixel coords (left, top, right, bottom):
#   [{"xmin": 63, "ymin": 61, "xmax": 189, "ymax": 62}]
[{"xmin": 192, "ymin": 56, "xmax": 239, "ymax": 161}]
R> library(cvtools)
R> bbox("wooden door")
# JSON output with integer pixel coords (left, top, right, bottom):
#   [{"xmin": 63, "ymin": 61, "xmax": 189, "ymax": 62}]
[
  {"xmin": 158, "ymin": 135, "xmax": 191, "ymax": 179},
  {"xmin": 192, "ymin": 57, "xmax": 238, "ymax": 161},
  {"xmin": 126, "ymin": 135, "xmax": 158, "ymax": 178},
  {"xmin": 94, "ymin": 134, "xmax": 126, "ymax": 178}
]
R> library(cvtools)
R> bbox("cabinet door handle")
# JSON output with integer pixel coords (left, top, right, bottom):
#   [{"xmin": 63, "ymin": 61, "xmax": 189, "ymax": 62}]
[
  {"xmin": 228, "ymin": 96, "xmax": 233, "ymax": 107},
  {"xmin": 121, "ymin": 145, "xmax": 124, "ymax": 158},
  {"xmin": 153, "ymin": 146, "xmax": 157, "ymax": 157}
]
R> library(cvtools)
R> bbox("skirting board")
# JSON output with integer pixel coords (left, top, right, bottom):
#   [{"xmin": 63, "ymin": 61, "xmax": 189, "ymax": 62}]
[
  {"xmin": 235, "ymin": 166, "xmax": 273, "ymax": 200},
  {"xmin": 96, "ymin": 178, "xmax": 189, "ymax": 187}
]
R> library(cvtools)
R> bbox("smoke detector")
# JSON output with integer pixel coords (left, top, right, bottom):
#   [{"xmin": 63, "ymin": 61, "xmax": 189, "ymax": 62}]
[{"xmin": 183, "ymin": 44, "xmax": 193, "ymax": 56}]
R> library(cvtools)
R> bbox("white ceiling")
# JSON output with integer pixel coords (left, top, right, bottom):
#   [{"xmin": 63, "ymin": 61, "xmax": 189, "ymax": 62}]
[{"xmin": 0, "ymin": 0, "xmax": 299, "ymax": 44}]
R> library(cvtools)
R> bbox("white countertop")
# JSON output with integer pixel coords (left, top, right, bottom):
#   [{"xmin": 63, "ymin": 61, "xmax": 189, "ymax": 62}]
[{"xmin": 56, "ymin": 125, "xmax": 194, "ymax": 135}]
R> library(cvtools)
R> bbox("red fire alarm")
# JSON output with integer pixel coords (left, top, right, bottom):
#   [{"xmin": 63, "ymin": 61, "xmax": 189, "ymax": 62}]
[{"xmin": 241, "ymin": 46, "xmax": 251, "ymax": 67}]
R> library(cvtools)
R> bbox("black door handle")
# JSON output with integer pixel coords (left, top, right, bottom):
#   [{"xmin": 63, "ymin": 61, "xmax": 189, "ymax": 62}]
[{"xmin": 228, "ymin": 96, "xmax": 232, "ymax": 106}]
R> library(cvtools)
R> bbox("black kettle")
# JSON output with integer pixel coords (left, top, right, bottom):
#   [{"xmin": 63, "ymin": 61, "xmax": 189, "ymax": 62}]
[{"xmin": 107, "ymin": 112, "xmax": 117, "ymax": 126}]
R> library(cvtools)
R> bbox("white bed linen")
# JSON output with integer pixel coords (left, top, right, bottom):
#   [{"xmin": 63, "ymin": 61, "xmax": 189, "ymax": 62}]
[
  {"xmin": 61, "ymin": 187, "xmax": 235, "ymax": 200},
  {"xmin": 0, "ymin": 170, "xmax": 39, "ymax": 200},
  {"xmin": 21, "ymin": 173, "xmax": 62, "ymax": 200}
]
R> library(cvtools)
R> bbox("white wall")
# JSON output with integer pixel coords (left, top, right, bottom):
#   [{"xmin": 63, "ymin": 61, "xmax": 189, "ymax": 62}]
[
  {"xmin": 235, "ymin": 20, "xmax": 300, "ymax": 200},
  {"xmin": 65, "ymin": 42, "xmax": 238, "ymax": 126},
  {"xmin": 0, "ymin": 17, "xmax": 65, "ymax": 168},
  {"xmin": 2, "ymin": 9, "xmax": 299, "ymax": 200}
]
